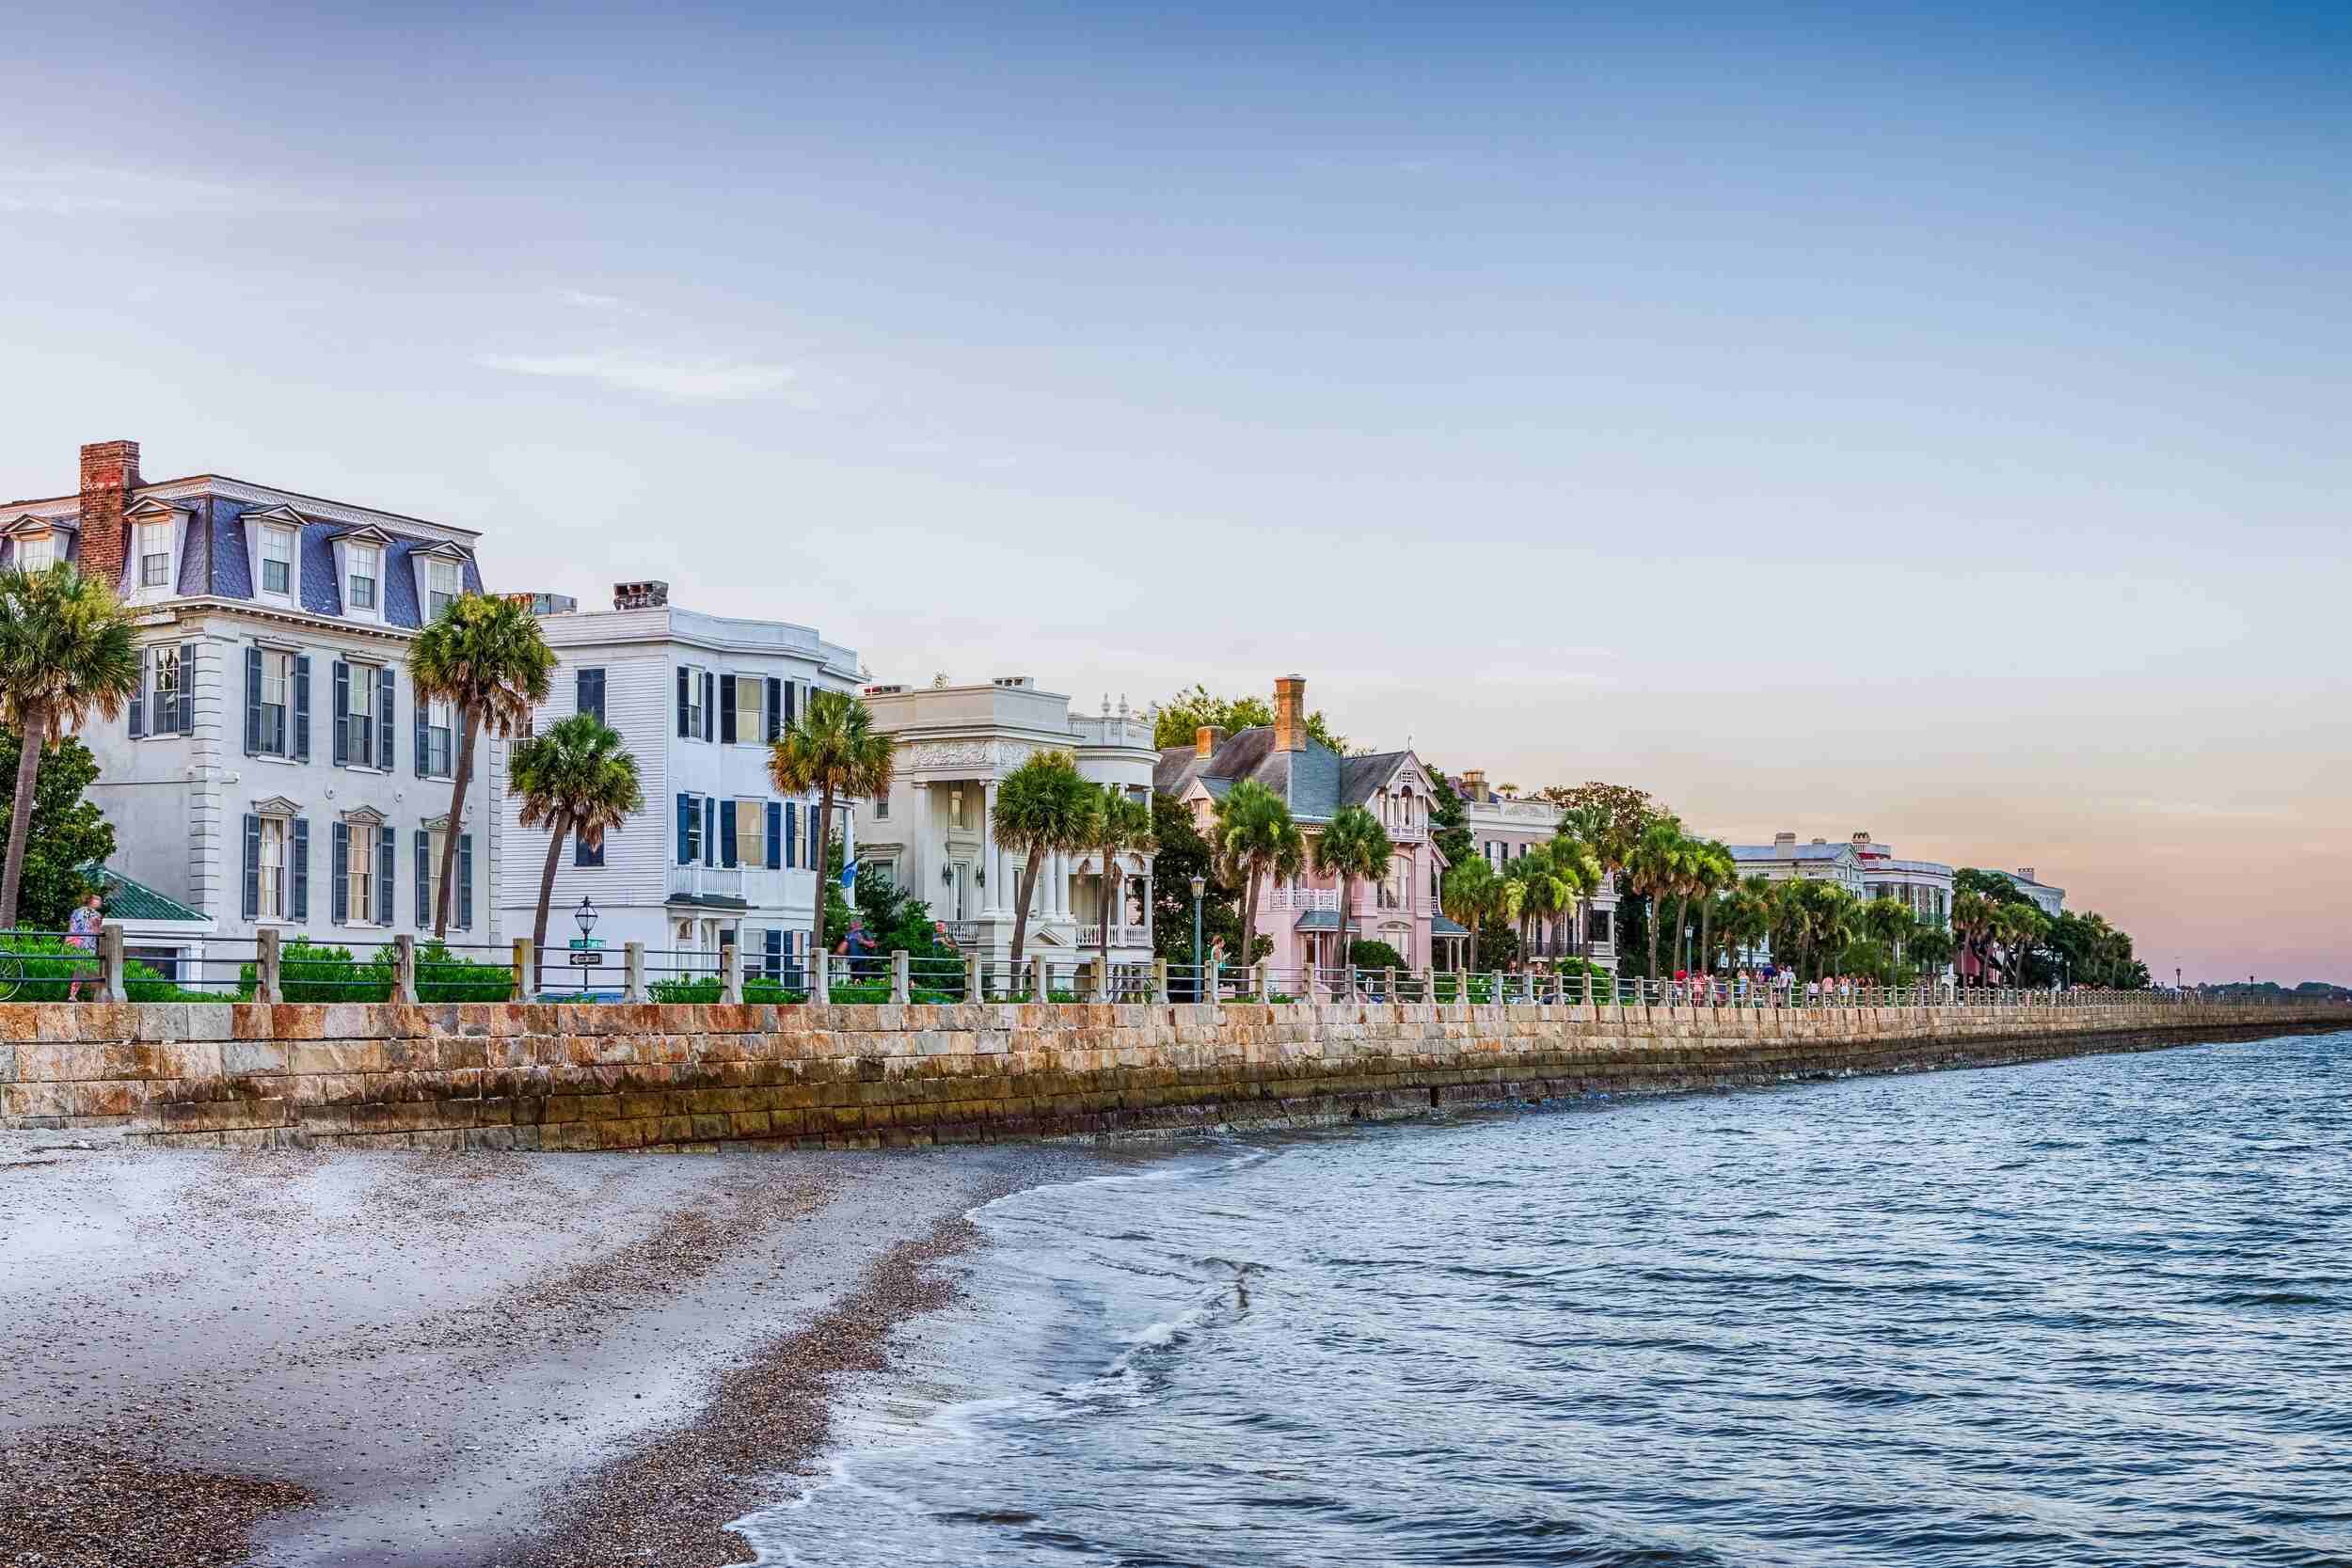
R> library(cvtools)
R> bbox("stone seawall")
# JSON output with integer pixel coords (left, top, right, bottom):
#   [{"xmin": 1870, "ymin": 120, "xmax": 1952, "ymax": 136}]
[{"xmin": 1, "ymin": 998, "xmax": 2342, "ymax": 1149}]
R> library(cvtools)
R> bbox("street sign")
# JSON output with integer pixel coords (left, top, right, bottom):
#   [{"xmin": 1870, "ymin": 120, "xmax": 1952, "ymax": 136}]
[
  {"xmin": 566, "ymin": 952, "xmax": 605, "ymax": 967},
  {"xmin": 568, "ymin": 937, "xmax": 606, "ymax": 950}
]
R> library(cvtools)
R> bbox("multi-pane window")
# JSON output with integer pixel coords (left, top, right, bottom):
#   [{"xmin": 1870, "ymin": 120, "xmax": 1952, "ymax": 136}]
[
  {"xmin": 873, "ymin": 792, "xmax": 890, "ymax": 821},
  {"xmin": 735, "ymin": 676, "xmax": 762, "ymax": 743},
  {"xmin": 261, "ymin": 527, "xmax": 294, "ymax": 595},
  {"xmin": 683, "ymin": 667, "xmax": 706, "ymax": 738},
  {"xmin": 147, "ymin": 647, "xmax": 182, "ymax": 735},
  {"xmin": 426, "ymin": 557, "xmax": 459, "ymax": 621},
  {"xmin": 347, "ymin": 546, "xmax": 378, "ymax": 611},
  {"xmin": 735, "ymin": 800, "xmax": 766, "ymax": 868},
  {"xmin": 258, "ymin": 817, "xmax": 288, "ymax": 919},
  {"xmin": 681, "ymin": 796, "xmax": 705, "ymax": 863},
  {"xmin": 347, "ymin": 823, "xmax": 377, "ymax": 922},
  {"xmin": 347, "ymin": 662, "xmax": 376, "ymax": 762},
  {"xmin": 422, "ymin": 698, "xmax": 453, "ymax": 778},
  {"xmin": 16, "ymin": 532, "xmax": 55, "ymax": 572},
  {"xmin": 138, "ymin": 521, "xmax": 171, "ymax": 588},
  {"xmin": 259, "ymin": 649, "xmax": 293, "ymax": 756}
]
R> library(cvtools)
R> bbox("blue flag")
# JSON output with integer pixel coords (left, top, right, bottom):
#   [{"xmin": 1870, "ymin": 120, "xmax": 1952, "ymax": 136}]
[{"xmin": 839, "ymin": 858, "xmax": 857, "ymax": 893}]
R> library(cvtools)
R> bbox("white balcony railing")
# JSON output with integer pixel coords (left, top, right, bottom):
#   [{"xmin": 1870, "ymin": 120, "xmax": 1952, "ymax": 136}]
[
  {"xmin": 670, "ymin": 864, "xmax": 747, "ymax": 900},
  {"xmin": 1265, "ymin": 888, "xmax": 1339, "ymax": 912},
  {"xmin": 1076, "ymin": 924, "xmax": 1152, "ymax": 949}
]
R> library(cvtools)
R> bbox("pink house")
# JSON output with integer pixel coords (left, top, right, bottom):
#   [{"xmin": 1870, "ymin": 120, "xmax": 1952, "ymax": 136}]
[{"xmin": 1153, "ymin": 675, "xmax": 1462, "ymax": 975}]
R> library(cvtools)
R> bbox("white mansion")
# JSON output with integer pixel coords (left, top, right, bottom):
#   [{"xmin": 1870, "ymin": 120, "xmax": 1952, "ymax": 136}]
[
  {"xmin": 852, "ymin": 678, "xmax": 1159, "ymax": 968},
  {"xmin": 1452, "ymin": 769, "xmax": 1620, "ymax": 969},
  {"xmin": 495, "ymin": 583, "xmax": 861, "ymax": 989},
  {"xmin": 7, "ymin": 439, "xmax": 501, "ymax": 977}
]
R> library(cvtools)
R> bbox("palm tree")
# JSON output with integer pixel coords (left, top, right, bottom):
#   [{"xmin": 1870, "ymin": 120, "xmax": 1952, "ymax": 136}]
[
  {"xmin": 772, "ymin": 688, "xmax": 898, "ymax": 970},
  {"xmin": 409, "ymin": 594, "xmax": 556, "ymax": 937},
  {"xmin": 1625, "ymin": 815, "xmax": 1689, "ymax": 981},
  {"xmin": 1311, "ymin": 804, "xmax": 1393, "ymax": 968},
  {"xmin": 1993, "ymin": 901, "xmax": 2048, "ymax": 987},
  {"xmin": 1691, "ymin": 840, "xmax": 1736, "ymax": 978},
  {"xmin": 1951, "ymin": 891, "xmax": 1995, "ymax": 984},
  {"xmin": 1547, "ymin": 832, "xmax": 1603, "ymax": 966},
  {"xmin": 0, "ymin": 565, "xmax": 137, "ymax": 931},
  {"xmin": 1439, "ymin": 857, "xmax": 1499, "ymax": 978},
  {"xmin": 1718, "ymin": 875, "xmax": 1773, "ymax": 974},
  {"xmin": 1906, "ymin": 924, "xmax": 1957, "ymax": 978},
  {"xmin": 1213, "ymin": 780, "xmax": 1304, "ymax": 980},
  {"xmin": 1084, "ymin": 784, "xmax": 1157, "ymax": 983},
  {"xmin": 1861, "ymin": 896, "xmax": 1916, "ymax": 986},
  {"xmin": 510, "ymin": 713, "xmax": 644, "ymax": 992}
]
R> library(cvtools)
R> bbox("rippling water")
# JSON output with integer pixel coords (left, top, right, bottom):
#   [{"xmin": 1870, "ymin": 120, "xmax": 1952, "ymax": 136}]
[{"xmin": 740, "ymin": 1032, "xmax": 2352, "ymax": 1567}]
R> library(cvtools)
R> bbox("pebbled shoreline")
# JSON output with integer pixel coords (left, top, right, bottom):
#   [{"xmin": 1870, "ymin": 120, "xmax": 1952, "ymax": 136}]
[{"xmin": 0, "ymin": 1134, "xmax": 1097, "ymax": 1567}]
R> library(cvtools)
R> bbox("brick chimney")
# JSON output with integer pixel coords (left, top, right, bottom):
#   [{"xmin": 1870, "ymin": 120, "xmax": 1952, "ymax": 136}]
[
  {"xmin": 2017, "ymin": 866, "xmax": 2035, "ymax": 882},
  {"xmin": 1461, "ymin": 768, "xmax": 1489, "ymax": 803},
  {"xmin": 1272, "ymin": 673, "xmax": 1306, "ymax": 752},
  {"xmin": 76, "ymin": 440, "xmax": 141, "ymax": 587},
  {"xmin": 1196, "ymin": 724, "xmax": 1226, "ymax": 760}
]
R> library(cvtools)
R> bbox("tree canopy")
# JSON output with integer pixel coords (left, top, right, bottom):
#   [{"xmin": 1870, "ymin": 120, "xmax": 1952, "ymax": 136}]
[
  {"xmin": 1148, "ymin": 684, "xmax": 1347, "ymax": 753},
  {"xmin": 0, "ymin": 730, "xmax": 113, "ymax": 932}
]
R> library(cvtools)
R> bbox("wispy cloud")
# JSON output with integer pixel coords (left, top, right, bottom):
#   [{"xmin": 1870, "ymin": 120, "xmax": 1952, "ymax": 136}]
[
  {"xmin": 553, "ymin": 289, "xmax": 638, "ymax": 313},
  {"xmin": 475, "ymin": 351, "xmax": 799, "ymax": 403},
  {"xmin": 0, "ymin": 166, "xmax": 334, "ymax": 215}
]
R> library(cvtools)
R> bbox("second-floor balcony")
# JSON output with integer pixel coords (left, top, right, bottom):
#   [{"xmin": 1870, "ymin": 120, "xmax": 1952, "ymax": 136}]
[
  {"xmin": 1075, "ymin": 923, "xmax": 1152, "ymax": 950},
  {"xmin": 670, "ymin": 864, "xmax": 747, "ymax": 903}
]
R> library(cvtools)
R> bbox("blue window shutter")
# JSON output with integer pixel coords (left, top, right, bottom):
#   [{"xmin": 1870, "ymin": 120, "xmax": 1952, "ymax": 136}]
[
  {"xmin": 332, "ymin": 661, "xmax": 350, "ymax": 767},
  {"xmin": 291, "ymin": 818, "xmax": 310, "ymax": 921},
  {"xmin": 378, "ymin": 666, "xmax": 396, "ymax": 770},
  {"xmin": 415, "ymin": 831, "xmax": 430, "ymax": 927},
  {"xmin": 784, "ymin": 800, "xmax": 798, "ymax": 869},
  {"xmin": 703, "ymin": 797, "xmax": 716, "ymax": 866},
  {"xmin": 675, "ymin": 667, "xmax": 690, "ymax": 737},
  {"xmin": 175, "ymin": 641, "xmax": 195, "ymax": 735},
  {"xmin": 766, "ymin": 802, "xmax": 782, "ymax": 870},
  {"xmin": 293, "ymin": 656, "xmax": 310, "ymax": 761},
  {"xmin": 784, "ymin": 680, "xmax": 797, "ymax": 728},
  {"xmin": 376, "ymin": 827, "xmax": 394, "ymax": 926},
  {"xmin": 331, "ymin": 822, "xmax": 350, "ymax": 924},
  {"xmin": 413, "ymin": 693, "xmax": 428, "ymax": 778},
  {"xmin": 702, "ymin": 671, "xmax": 715, "ymax": 741},
  {"xmin": 764, "ymin": 927, "xmax": 781, "ymax": 980},
  {"xmin": 242, "ymin": 814, "xmax": 261, "ymax": 920},
  {"xmin": 720, "ymin": 674, "xmax": 737, "ymax": 744},
  {"xmin": 720, "ymin": 801, "xmax": 738, "ymax": 868},
  {"xmin": 766, "ymin": 677, "xmax": 782, "ymax": 741},
  {"xmin": 458, "ymin": 834, "xmax": 474, "ymax": 929},
  {"xmin": 676, "ymin": 794, "xmax": 692, "ymax": 864},
  {"xmin": 244, "ymin": 647, "xmax": 262, "ymax": 754},
  {"xmin": 129, "ymin": 649, "xmax": 147, "ymax": 738}
]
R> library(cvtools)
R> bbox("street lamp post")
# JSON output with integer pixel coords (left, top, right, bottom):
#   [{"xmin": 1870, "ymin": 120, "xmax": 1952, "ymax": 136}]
[
  {"xmin": 574, "ymin": 897, "xmax": 598, "ymax": 995},
  {"xmin": 1190, "ymin": 874, "xmax": 1206, "ymax": 1004}
]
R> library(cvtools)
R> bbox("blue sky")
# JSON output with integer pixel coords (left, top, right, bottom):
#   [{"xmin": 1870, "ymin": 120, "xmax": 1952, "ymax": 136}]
[{"xmin": 4, "ymin": 2, "xmax": 2346, "ymax": 980}]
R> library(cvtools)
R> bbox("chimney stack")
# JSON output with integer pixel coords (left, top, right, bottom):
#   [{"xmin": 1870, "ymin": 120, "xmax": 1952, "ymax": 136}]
[
  {"xmin": 2017, "ymin": 866, "xmax": 2035, "ymax": 881},
  {"xmin": 1461, "ymin": 768, "xmax": 1489, "ymax": 803},
  {"xmin": 613, "ymin": 579, "xmax": 669, "ymax": 610},
  {"xmin": 1196, "ymin": 725, "xmax": 1226, "ymax": 761},
  {"xmin": 76, "ymin": 440, "xmax": 140, "ymax": 587},
  {"xmin": 1773, "ymin": 831, "xmax": 1797, "ymax": 857},
  {"xmin": 1272, "ymin": 673, "xmax": 1306, "ymax": 752}
]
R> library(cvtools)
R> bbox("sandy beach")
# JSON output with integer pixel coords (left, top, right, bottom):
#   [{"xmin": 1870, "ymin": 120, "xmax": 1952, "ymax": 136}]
[{"xmin": 0, "ymin": 1127, "xmax": 1098, "ymax": 1567}]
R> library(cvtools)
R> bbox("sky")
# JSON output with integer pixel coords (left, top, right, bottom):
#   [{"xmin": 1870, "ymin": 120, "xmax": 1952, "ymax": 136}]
[{"xmin": 2, "ymin": 1, "xmax": 2345, "ymax": 983}]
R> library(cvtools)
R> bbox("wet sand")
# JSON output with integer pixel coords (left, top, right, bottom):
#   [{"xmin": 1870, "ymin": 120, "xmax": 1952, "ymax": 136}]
[{"xmin": 0, "ymin": 1128, "xmax": 1093, "ymax": 1566}]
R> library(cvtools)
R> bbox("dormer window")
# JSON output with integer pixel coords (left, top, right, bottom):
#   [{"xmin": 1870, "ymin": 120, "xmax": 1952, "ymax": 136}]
[
  {"xmin": 261, "ymin": 526, "xmax": 294, "ymax": 596},
  {"xmin": 347, "ymin": 546, "xmax": 379, "ymax": 611},
  {"xmin": 426, "ymin": 556, "xmax": 460, "ymax": 621},
  {"xmin": 16, "ymin": 531, "xmax": 56, "ymax": 573},
  {"xmin": 137, "ymin": 521, "xmax": 172, "ymax": 588}
]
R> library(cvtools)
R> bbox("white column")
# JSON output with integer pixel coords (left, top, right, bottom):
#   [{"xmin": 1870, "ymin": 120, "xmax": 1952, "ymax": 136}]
[
  {"xmin": 981, "ymin": 780, "xmax": 1003, "ymax": 914},
  {"xmin": 907, "ymin": 781, "xmax": 933, "ymax": 895}
]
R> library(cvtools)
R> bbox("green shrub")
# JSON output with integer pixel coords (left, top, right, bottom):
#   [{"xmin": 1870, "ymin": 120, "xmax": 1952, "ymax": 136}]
[
  {"xmin": 1345, "ymin": 940, "xmax": 1409, "ymax": 974},
  {"xmin": 235, "ymin": 937, "xmax": 514, "ymax": 1003},
  {"xmin": 0, "ymin": 935, "xmax": 212, "ymax": 1002}
]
